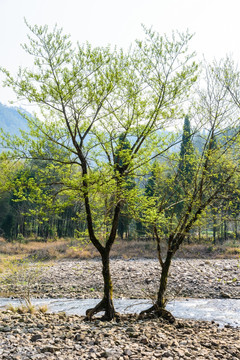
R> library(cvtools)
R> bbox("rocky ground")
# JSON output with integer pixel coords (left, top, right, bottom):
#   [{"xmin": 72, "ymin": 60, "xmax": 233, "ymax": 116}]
[
  {"xmin": 27, "ymin": 258, "xmax": 240, "ymax": 300},
  {"xmin": 0, "ymin": 258, "xmax": 239, "ymax": 359},
  {"xmin": 0, "ymin": 310, "xmax": 239, "ymax": 360}
]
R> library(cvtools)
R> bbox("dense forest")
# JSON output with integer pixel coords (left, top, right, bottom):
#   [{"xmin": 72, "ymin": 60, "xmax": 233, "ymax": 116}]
[{"xmin": 0, "ymin": 104, "xmax": 239, "ymax": 245}]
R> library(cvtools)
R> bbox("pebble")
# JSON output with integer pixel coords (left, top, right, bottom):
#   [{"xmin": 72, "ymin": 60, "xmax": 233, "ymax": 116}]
[
  {"xmin": 2, "ymin": 258, "xmax": 237, "ymax": 300},
  {"xmin": 0, "ymin": 311, "xmax": 237, "ymax": 359}
]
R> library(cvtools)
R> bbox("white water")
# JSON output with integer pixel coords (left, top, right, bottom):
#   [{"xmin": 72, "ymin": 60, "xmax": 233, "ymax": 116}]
[{"xmin": 0, "ymin": 298, "xmax": 239, "ymax": 328}]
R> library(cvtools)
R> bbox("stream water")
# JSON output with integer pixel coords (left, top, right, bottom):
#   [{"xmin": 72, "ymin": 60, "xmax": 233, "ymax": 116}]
[{"xmin": 0, "ymin": 298, "xmax": 239, "ymax": 328}]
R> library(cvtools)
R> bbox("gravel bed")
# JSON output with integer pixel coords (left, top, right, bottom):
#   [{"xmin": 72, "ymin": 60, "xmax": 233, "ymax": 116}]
[
  {"xmin": 0, "ymin": 311, "xmax": 239, "ymax": 359},
  {"xmin": 33, "ymin": 258, "xmax": 240, "ymax": 300}
]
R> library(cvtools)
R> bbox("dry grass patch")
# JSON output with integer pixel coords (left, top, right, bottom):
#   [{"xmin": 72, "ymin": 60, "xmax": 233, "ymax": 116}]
[
  {"xmin": 6, "ymin": 303, "xmax": 48, "ymax": 314},
  {"xmin": 0, "ymin": 238, "xmax": 70, "ymax": 261},
  {"xmin": 0, "ymin": 237, "xmax": 239, "ymax": 261},
  {"xmin": 111, "ymin": 240, "xmax": 158, "ymax": 259}
]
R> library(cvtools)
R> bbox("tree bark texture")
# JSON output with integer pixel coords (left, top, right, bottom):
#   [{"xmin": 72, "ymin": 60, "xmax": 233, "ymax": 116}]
[
  {"xmin": 85, "ymin": 250, "xmax": 115, "ymax": 320},
  {"xmin": 156, "ymin": 250, "xmax": 172, "ymax": 308},
  {"xmin": 139, "ymin": 250, "xmax": 175, "ymax": 323}
]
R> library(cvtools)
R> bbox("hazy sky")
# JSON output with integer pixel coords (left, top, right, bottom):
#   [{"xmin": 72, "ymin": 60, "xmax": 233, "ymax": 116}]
[{"xmin": 1, "ymin": 0, "xmax": 240, "ymax": 105}]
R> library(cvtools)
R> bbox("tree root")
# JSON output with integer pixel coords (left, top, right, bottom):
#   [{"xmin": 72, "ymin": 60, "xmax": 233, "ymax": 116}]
[
  {"xmin": 85, "ymin": 298, "xmax": 119, "ymax": 321},
  {"xmin": 139, "ymin": 304, "xmax": 175, "ymax": 323}
]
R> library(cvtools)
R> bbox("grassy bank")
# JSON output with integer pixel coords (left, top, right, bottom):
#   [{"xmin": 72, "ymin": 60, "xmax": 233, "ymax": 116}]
[{"xmin": 0, "ymin": 237, "xmax": 239, "ymax": 263}]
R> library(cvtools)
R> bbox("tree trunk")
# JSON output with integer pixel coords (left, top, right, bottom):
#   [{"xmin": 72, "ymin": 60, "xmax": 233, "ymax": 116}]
[
  {"xmin": 101, "ymin": 250, "xmax": 115, "ymax": 319},
  {"xmin": 85, "ymin": 249, "xmax": 115, "ymax": 321},
  {"xmin": 213, "ymin": 221, "xmax": 216, "ymax": 244},
  {"xmin": 235, "ymin": 219, "xmax": 238, "ymax": 242},
  {"xmin": 224, "ymin": 219, "xmax": 227, "ymax": 242},
  {"xmin": 213, "ymin": 211, "xmax": 217, "ymax": 244},
  {"xmin": 156, "ymin": 250, "xmax": 172, "ymax": 308},
  {"xmin": 83, "ymin": 172, "xmax": 121, "ymax": 321},
  {"xmin": 198, "ymin": 225, "xmax": 201, "ymax": 242},
  {"xmin": 139, "ymin": 250, "xmax": 175, "ymax": 323}
]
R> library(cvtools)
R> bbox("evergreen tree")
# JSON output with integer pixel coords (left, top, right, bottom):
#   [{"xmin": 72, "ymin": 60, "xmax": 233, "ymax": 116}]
[
  {"xmin": 178, "ymin": 115, "xmax": 195, "ymax": 184},
  {"xmin": 137, "ymin": 162, "xmax": 158, "ymax": 239},
  {"xmin": 115, "ymin": 134, "xmax": 134, "ymax": 240},
  {"xmin": 145, "ymin": 165, "xmax": 157, "ymax": 197},
  {"xmin": 170, "ymin": 115, "xmax": 196, "ymax": 220}
]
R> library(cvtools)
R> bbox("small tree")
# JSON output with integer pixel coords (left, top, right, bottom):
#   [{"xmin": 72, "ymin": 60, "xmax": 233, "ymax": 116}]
[
  {"xmin": 139, "ymin": 61, "xmax": 240, "ymax": 318},
  {"xmin": 0, "ymin": 258, "xmax": 46, "ymax": 309}
]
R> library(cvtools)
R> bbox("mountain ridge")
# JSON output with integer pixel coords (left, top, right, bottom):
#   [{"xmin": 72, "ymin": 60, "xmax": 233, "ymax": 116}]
[{"xmin": 0, "ymin": 102, "xmax": 29, "ymax": 136}]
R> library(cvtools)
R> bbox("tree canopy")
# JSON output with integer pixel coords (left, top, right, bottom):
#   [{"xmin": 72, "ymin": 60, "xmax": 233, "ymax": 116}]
[{"xmin": 8, "ymin": 22, "xmax": 240, "ymax": 322}]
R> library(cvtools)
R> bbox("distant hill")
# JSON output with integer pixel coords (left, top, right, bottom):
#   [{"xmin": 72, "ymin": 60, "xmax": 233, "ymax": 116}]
[
  {"xmin": 0, "ymin": 102, "xmax": 29, "ymax": 136},
  {"xmin": 0, "ymin": 102, "xmax": 206, "ymax": 154}
]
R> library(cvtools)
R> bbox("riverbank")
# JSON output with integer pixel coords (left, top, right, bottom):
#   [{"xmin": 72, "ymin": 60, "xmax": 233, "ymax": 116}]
[
  {"xmin": 0, "ymin": 258, "xmax": 239, "ymax": 359},
  {"xmin": 0, "ymin": 310, "xmax": 239, "ymax": 360},
  {"xmin": 4, "ymin": 258, "xmax": 237, "ymax": 300}
]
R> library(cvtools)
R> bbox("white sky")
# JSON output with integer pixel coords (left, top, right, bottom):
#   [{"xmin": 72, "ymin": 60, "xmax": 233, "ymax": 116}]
[{"xmin": 0, "ymin": 0, "xmax": 240, "ymax": 106}]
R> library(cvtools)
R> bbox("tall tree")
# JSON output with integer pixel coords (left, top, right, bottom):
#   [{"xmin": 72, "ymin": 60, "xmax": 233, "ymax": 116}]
[{"xmin": 0, "ymin": 22, "xmax": 198, "ymax": 320}]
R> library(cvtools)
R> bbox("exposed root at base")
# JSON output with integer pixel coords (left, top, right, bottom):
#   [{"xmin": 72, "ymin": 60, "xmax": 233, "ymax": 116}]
[
  {"xmin": 139, "ymin": 304, "xmax": 175, "ymax": 323},
  {"xmin": 85, "ymin": 298, "xmax": 120, "ymax": 321}
]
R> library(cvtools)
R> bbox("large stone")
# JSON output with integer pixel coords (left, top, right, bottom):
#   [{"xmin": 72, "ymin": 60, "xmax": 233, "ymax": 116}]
[
  {"xmin": 30, "ymin": 334, "xmax": 42, "ymax": 342},
  {"xmin": 40, "ymin": 345, "xmax": 59, "ymax": 353}
]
